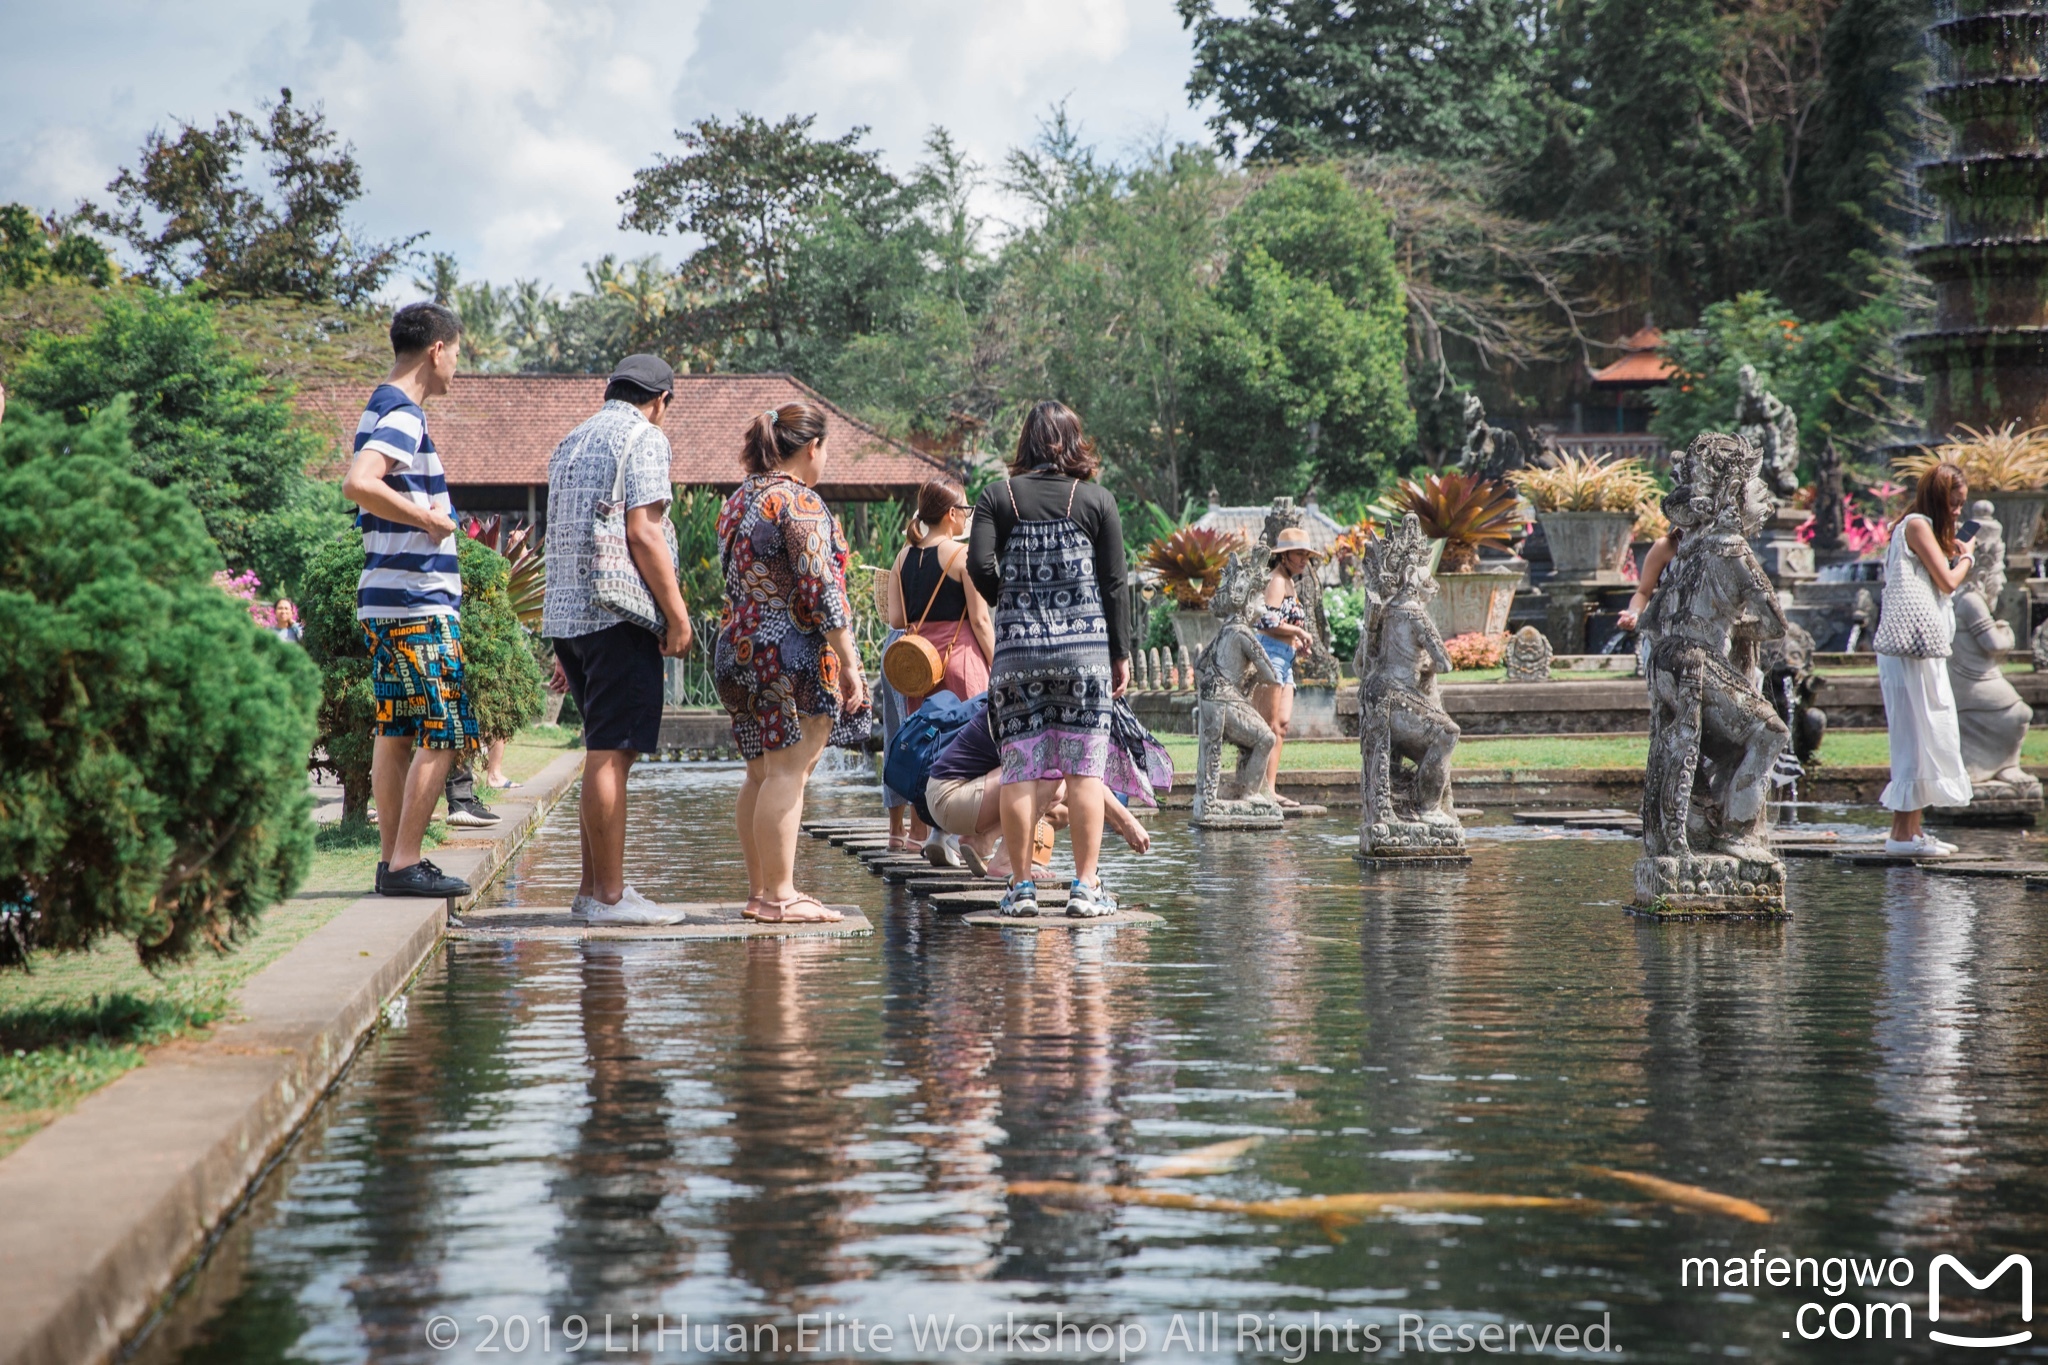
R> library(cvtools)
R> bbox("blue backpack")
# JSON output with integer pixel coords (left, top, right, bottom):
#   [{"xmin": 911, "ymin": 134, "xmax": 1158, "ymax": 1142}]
[{"xmin": 883, "ymin": 690, "xmax": 984, "ymax": 827}]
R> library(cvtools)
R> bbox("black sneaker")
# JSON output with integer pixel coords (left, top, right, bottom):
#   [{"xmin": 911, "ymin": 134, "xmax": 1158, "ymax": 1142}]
[
  {"xmin": 380, "ymin": 860, "xmax": 472, "ymax": 898},
  {"xmin": 375, "ymin": 860, "xmax": 388, "ymax": 894},
  {"xmin": 445, "ymin": 798, "xmax": 501, "ymax": 828}
]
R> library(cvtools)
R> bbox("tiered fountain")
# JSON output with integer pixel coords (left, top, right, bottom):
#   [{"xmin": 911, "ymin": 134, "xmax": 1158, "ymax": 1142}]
[{"xmin": 1905, "ymin": 1, "xmax": 2048, "ymax": 628}]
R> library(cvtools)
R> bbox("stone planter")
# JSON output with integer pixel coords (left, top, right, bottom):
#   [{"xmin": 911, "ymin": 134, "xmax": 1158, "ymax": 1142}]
[
  {"xmin": 1535, "ymin": 510, "xmax": 1636, "ymax": 580},
  {"xmin": 1981, "ymin": 489, "xmax": 2048, "ymax": 575},
  {"xmin": 1428, "ymin": 568, "xmax": 1521, "ymax": 639},
  {"xmin": 1171, "ymin": 608, "xmax": 1221, "ymax": 657}
]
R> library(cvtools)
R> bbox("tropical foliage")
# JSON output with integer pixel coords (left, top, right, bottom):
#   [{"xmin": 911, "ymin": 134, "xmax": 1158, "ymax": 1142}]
[
  {"xmin": 1393, "ymin": 472, "xmax": 1519, "ymax": 572},
  {"xmin": 1895, "ymin": 423, "xmax": 2048, "ymax": 494},
  {"xmin": 1510, "ymin": 454, "xmax": 1661, "ymax": 514},
  {"xmin": 1140, "ymin": 527, "xmax": 1248, "ymax": 608}
]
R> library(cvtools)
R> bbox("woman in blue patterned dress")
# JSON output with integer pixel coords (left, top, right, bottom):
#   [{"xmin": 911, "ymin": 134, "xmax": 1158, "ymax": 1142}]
[
  {"xmin": 967, "ymin": 402, "xmax": 1131, "ymax": 918},
  {"xmin": 715, "ymin": 401, "xmax": 871, "ymax": 923}
]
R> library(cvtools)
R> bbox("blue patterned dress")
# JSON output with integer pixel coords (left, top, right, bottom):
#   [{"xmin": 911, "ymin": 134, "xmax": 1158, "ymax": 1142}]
[{"xmin": 988, "ymin": 477, "xmax": 1115, "ymax": 783}]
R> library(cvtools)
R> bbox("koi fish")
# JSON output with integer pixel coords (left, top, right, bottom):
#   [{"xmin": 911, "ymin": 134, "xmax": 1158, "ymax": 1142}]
[{"xmin": 1582, "ymin": 1166, "xmax": 1772, "ymax": 1224}]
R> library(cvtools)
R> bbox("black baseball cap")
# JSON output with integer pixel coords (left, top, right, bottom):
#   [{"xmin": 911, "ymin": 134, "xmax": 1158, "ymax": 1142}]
[{"xmin": 607, "ymin": 354, "xmax": 674, "ymax": 397}]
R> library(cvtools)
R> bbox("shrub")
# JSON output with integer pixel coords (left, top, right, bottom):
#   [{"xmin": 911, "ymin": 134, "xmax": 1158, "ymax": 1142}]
[
  {"xmin": 0, "ymin": 406, "xmax": 319, "ymax": 969},
  {"xmin": 1894, "ymin": 421, "xmax": 2048, "ymax": 494},
  {"xmin": 1324, "ymin": 584, "xmax": 1364, "ymax": 661},
  {"xmin": 1444, "ymin": 632, "xmax": 1507, "ymax": 670},
  {"xmin": 300, "ymin": 531, "xmax": 545, "ymax": 818}
]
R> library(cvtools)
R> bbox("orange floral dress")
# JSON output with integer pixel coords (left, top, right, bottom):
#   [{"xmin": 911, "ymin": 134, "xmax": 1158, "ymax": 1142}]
[{"xmin": 714, "ymin": 471, "xmax": 861, "ymax": 757}]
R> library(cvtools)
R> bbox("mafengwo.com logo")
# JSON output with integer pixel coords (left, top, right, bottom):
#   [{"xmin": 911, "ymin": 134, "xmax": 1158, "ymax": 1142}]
[{"xmin": 1680, "ymin": 1249, "xmax": 2032, "ymax": 1345}]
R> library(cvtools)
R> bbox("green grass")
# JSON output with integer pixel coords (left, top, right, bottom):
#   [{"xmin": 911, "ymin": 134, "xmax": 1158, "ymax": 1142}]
[
  {"xmin": 1160, "ymin": 728, "xmax": 2048, "ymax": 775},
  {"xmin": 0, "ymin": 723, "xmax": 581, "ymax": 1156}
]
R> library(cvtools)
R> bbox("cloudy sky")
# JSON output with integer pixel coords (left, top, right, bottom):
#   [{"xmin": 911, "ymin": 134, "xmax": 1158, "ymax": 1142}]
[{"xmin": 0, "ymin": 0, "xmax": 1216, "ymax": 295}]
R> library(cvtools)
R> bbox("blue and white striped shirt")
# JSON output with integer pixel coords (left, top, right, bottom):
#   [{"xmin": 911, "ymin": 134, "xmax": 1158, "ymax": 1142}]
[{"xmin": 353, "ymin": 384, "xmax": 462, "ymax": 621}]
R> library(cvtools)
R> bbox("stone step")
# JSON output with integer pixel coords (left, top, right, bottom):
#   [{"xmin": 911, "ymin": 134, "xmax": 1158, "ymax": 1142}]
[
  {"xmin": 449, "ymin": 903, "xmax": 872, "ymax": 939},
  {"xmin": 930, "ymin": 886, "xmax": 1072, "ymax": 914},
  {"xmin": 1920, "ymin": 860, "xmax": 2048, "ymax": 879},
  {"xmin": 960, "ymin": 906, "xmax": 1165, "ymax": 928}
]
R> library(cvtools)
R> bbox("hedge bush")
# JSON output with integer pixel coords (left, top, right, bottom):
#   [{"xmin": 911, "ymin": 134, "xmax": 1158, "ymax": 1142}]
[{"xmin": 0, "ymin": 403, "xmax": 320, "ymax": 968}]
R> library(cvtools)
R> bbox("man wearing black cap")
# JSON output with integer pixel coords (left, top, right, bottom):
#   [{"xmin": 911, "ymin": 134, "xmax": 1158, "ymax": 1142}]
[{"xmin": 541, "ymin": 354, "xmax": 693, "ymax": 925}]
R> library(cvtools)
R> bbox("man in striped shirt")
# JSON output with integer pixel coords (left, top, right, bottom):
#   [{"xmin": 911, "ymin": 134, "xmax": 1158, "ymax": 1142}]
[{"xmin": 340, "ymin": 302, "xmax": 477, "ymax": 899}]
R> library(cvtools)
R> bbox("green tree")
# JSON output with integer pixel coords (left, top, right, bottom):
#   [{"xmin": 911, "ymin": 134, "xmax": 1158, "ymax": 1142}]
[
  {"xmin": 620, "ymin": 113, "xmax": 889, "ymax": 353},
  {"xmin": 85, "ymin": 87, "xmax": 421, "ymax": 305},
  {"xmin": 10, "ymin": 291, "xmax": 330, "ymax": 581},
  {"xmin": 0, "ymin": 401, "xmax": 319, "ymax": 969},
  {"xmin": 1187, "ymin": 165, "xmax": 1414, "ymax": 500},
  {"xmin": 0, "ymin": 204, "xmax": 114, "ymax": 289},
  {"xmin": 1178, "ymin": 0, "xmax": 1547, "ymax": 164},
  {"xmin": 299, "ymin": 533, "xmax": 544, "ymax": 820}
]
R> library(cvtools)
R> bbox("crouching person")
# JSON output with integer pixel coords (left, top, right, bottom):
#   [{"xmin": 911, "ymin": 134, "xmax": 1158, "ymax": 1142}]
[{"xmin": 924, "ymin": 700, "xmax": 1150, "ymax": 882}]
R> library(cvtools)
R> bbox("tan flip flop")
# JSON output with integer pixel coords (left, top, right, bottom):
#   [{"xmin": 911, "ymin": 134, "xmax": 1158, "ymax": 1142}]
[{"xmin": 752, "ymin": 894, "xmax": 843, "ymax": 924}]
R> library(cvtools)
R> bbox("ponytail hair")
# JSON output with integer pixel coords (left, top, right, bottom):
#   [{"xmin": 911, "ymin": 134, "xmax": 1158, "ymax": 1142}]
[
  {"xmin": 913, "ymin": 476, "xmax": 965, "ymax": 533},
  {"xmin": 743, "ymin": 400, "xmax": 827, "ymax": 475}
]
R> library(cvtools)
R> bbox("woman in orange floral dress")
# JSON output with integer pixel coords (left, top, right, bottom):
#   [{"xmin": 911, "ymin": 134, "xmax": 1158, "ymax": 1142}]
[{"xmin": 714, "ymin": 401, "xmax": 870, "ymax": 922}]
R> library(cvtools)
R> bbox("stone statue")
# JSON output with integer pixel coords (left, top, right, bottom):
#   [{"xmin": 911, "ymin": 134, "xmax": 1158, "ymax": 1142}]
[
  {"xmin": 1191, "ymin": 551, "xmax": 1285, "ymax": 829},
  {"xmin": 1734, "ymin": 364, "xmax": 1800, "ymax": 499},
  {"xmin": 1357, "ymin": 514, "xmax": 1467, "ymax": 861},
  {"xmin": 1458, "ymin": 394, "xmax": 1529, "ymax": 483},
  {"xmin": 2032, "ymin": 615, "xmax": 2048, "ymax": 672},
  {"xmin": 1758, "ymin": 620, "xmax": 1827, "ymax": 766},
  {"xmin": 1944, "ymin": 503, "xmax": 2043, "ymax": 815},
  {"xmin": 1501, "ymin": 626, "xmax": 1552, "ymax": 683},
  {"xmin": 1259, "ymin": 497, "xmax": 1341, "ymax": 685},
  {"xmin": 1636, "ymin": 431, "xmax": 1791, "ymax": 914},
  {"xmin": 1808, "ymin": 437, "xmax": 1847, "ymax": 555}
]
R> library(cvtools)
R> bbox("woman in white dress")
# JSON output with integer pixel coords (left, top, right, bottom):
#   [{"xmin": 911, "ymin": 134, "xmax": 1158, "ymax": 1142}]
[{"xmin": 1877, "ymin": 461, "xmax": 1976, "ymax": 854}]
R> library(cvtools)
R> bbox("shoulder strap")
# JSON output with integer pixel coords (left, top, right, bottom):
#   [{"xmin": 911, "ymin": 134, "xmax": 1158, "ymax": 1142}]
[
  {"xmin": 1004, "ymin": 477, "xmax": 1020, "ymax": 516},
  {"xmin": 1065, "ymin": 476, "xmax": 1081, "ymax": 517},
  {"xmin": 910, "ymin": 545, "xmax": 949, "ymax": 635}
]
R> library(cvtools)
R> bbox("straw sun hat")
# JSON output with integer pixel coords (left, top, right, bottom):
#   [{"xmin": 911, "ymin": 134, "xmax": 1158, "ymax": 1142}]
[{"xmin": 1268, "ymin": 525, "xmax": 1324, "ymax": 566}]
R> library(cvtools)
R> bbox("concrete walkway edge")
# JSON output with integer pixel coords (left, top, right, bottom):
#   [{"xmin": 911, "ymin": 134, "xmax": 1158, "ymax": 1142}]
[{"xmin": 0, "ymin": 747, "xmax": 588, "ymax": 1365}]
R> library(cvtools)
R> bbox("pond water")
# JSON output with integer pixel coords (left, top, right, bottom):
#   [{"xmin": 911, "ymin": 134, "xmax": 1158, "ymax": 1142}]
[{"xmin": 135, "ymin": 764, "xmax": 2048, "ymax": 1363}]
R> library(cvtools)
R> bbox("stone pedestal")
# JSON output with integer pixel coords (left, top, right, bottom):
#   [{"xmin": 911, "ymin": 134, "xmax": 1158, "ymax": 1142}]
[
  {"xmin": 1541, "ymin": 580, "xmax": 1618, "ymax": 655},
  {"xmin": 1633, "ymin": 853, "xmax": 1787, "ymax": 918},
  {"xmin": 1930, "ymin": 774, "xmax": 2043, "ymax": 825},
  {"xmin": 1749, "ymin": 505, "xmax": 1815, "ymax": 593},
  {"xmin": 1358, "ymin": 817, "xmax": 1472, "ymax": 867}
]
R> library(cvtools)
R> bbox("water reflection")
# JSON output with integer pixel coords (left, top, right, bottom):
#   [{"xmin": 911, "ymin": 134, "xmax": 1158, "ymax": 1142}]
[{"xmin": 145, "ymin": 770, "xmax": 2048, "ymax": 1365}]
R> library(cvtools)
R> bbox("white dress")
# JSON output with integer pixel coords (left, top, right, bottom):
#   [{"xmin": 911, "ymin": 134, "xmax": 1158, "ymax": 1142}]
[{"xmin": 1877, "ymin": 515, "xmax": 1973, "ymax": 812}]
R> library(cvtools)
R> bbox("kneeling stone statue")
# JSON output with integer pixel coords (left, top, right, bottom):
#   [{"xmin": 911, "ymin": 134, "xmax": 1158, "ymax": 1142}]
[
  {"xmin": 1939, "ymin": 503, "xmax": 2042, "ymax": 818},
  {"xmin": 1357, "ymin": 514, "xmax": 1468, "ymax": 862},
  {"xmin": 1191, "ymin": 552, "xmax": 1286, "ymax": 829},
  {"xmin": 1636, "ymin": 432, "xmax": 1791, "ymax": 915}
]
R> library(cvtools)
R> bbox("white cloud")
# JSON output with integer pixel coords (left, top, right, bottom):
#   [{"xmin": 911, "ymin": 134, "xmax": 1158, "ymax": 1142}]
[{"xmin": 0, "ymin": 0, "xmax": 1209, "ymax": 293}]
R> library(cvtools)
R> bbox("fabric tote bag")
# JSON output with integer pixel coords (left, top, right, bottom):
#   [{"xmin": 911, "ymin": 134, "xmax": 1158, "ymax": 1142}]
[
  {"xmin": 590, "ymin": 455, "xmax": 678, "ymax": 634},
  {"xmin": 1872, "ymin": 514, "xmax": 1953, "ymax": 659}
]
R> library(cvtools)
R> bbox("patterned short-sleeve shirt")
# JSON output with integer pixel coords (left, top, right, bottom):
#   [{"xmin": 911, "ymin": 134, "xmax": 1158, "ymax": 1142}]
[{"xmin": 542, "ymin": 400, "xmax": 677, "ymax": 640}]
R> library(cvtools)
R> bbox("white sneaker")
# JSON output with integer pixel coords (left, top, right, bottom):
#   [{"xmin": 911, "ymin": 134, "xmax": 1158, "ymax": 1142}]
[
  {"xmin": 923, "ymin": 833, "xmax": 966, "ymax": 869},
  {"xmin": 1884, "ymin": 836, "xmax": 1952, "ymax": 858},
  {"xmin": 570, "ymin": 893, "xmax": 595, "ymax": 920},
  {"xmin": 583, "ymin": 886, "xmax": 686, "ymax": 925}
]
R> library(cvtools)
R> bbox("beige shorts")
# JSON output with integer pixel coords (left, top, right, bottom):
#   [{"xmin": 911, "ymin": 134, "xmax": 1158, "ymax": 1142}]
[{"xmin": 925, "ymin": 772, "xmax": 989, "ymax": 837}]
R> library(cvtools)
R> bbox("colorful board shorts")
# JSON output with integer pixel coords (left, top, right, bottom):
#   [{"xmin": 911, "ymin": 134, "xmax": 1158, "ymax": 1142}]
[{"xmin": 361, "ymin": 614, "xmax": 480, "ymax": 751}]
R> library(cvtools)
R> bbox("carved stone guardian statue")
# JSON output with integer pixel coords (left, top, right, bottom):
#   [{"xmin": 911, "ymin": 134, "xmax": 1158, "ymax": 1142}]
[
  {"xmin": 1457, "ymin": 394, "xmax": 1542, "ymax": 483},
  {"xmin": 1734, "ymin": 364, "xmax": 1814, "ymax": 588},
  {"xmin": 1636, "ymin": 432, "xmax": 1792, "ymax": 915},
  {"xmin": 1191, "ymin": 552, "xmax": 1286, "ymax": 829},
  {"xmin": 1357, "ymin": 514, "xmax": 1468, "ymax": 863},
  {"xmin": 1938, "ymin": 503, "xmax": 2043, "ymax": 819},
  {"xmin": 1501, "ymin": 626, "xmax": 1552, "ymax": 683}
]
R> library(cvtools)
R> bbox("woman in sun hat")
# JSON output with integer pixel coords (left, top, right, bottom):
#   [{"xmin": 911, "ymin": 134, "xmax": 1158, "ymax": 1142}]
[{"xmin": 1254, "ymin": 525, "xmax": 1322, "ymax": 806}]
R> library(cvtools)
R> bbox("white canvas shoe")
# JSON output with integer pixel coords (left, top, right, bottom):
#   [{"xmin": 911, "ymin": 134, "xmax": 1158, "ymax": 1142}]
[
  {"xmin": 584, "ymin": 886, "xmax": 686, "ymax": 925},
  {"xmin": 570, "ymin": 894, "xmax": 596, "ymax": 920}
]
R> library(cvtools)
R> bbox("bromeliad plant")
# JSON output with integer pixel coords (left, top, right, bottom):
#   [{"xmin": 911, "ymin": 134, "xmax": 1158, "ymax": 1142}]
[
  {"xmin": 465, "ymin": 515, "xmax": 544, "ymax": 629},
  {"xmin": 1894, "ymin": 421, "xmax": 2048, "ymax": 493},
  {"xmin": 1140, "ymin": 526, "xmax": 1248, "ymax": 608},
  {"xmin": 1394, "ymin": 471, "xmax": 1520, "ymax": 572},
  {"xmin": 1509, "ymin": 453, "xmax": 1660, "ymax": 514}
]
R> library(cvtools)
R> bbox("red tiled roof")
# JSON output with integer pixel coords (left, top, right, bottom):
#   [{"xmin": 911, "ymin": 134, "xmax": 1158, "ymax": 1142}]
[
  {"xmin": 1589, "ymin": 326, "xmax": 1675, "ymax": 387},
  {"xmin": 294, "ymin": 372, "xmax": 947, "ymax": 499}
]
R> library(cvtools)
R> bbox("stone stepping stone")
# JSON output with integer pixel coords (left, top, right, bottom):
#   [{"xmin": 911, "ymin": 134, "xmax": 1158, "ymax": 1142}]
[
  {"xmin": 1280, "ymin": 804, "xmax": 1330, "ymax": 819},
  {"xmin": 828, "ymin": 832, "xmax": 892, "ymax": 848},
  {"xmin": 904, "ymin": 874, "xmax": 1000, "ymax": 896},
  {"xmin": 1775, "ymin": 842, "xmax": 1853, "ymax": 859},
  {"xmin": 1511, "ymin": 808, "xmax": 1633, "ymax": 826},
  {"xmin": 960, "ymin": 906, "xmax": 1165, "ymax": 929},
  {"xmin": 1561, "ymin": 814, "xmax": 1641, "ymax": 832},
  {"xmin": 1833, "ymin": 851, "xmax": 2011, "ymax": 868},
  {"xmin": 449, "ymin": 903, "xmax": 872, "ymax": 941},
  {"xmin": 1921, "ymin": 860, "xmax": 2048, "ymax": 880},
  {"xmin": 930, "ymin": 885, "xmax": 1071, "ymax": 914}
]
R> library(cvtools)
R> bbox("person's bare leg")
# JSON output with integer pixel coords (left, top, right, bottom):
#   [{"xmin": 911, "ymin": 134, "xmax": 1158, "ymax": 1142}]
[
  {"xmin": 580, "ymin": 750, "xmax": 635, "ymax": 903},
  {"xmin": 737, "ymin": 763, "xmax": 764, "ymax": 899},
  {"xmin": 576, "ymin": 809, "xmax": 594, "ymax": 901},
  {"xmin": 390, "ymin": 746, "xmax": 458, "ymax": 871},
  {"xmin": 969, "ymin": 774, "xmax": 1005, "ymax": 862},
  {"xmin": 997, "ymin": 779, "xmax": 1046, "ymax": 887},
  {"xmin": 1065, "ymin": 775, "xmax": 1106, "ymax": 884},
  {"xmin": 1891, "ymin": 809, "xmax": 1922, "ymax": 841},
  {"xmin": 486, "ymin": 736, "xmax": 508, "ymax": 786},
  {"xmin": 1254, "ymin": 682, "xmax": 1291, "ymax": 791},
  {"xmin": 371, "ymin": 734, "xmax": 415, "ymax": 865},
  {"xmin": 750, "ymin": 716, "xmax": 833, "ymax": 911}
]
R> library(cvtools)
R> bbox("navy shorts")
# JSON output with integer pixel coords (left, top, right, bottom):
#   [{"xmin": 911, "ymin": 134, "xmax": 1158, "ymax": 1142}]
[{"xmin": 554, "ymin": 623, "xmax": 664, "ymax": 754}]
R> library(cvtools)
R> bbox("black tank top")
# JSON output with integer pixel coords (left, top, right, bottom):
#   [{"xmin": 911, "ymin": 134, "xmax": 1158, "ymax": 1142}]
[{"xmin": 900, "ymin": 543, "xmax": 967, "ymax": 623}]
